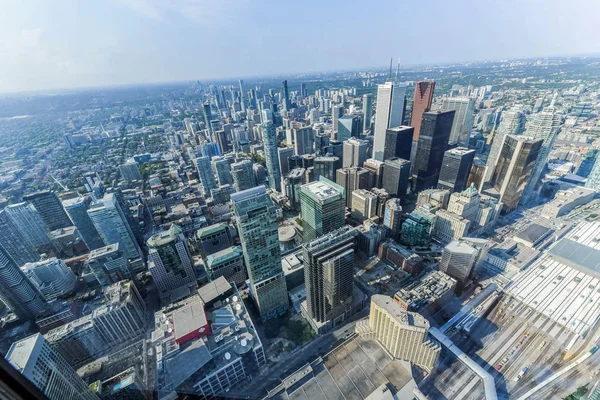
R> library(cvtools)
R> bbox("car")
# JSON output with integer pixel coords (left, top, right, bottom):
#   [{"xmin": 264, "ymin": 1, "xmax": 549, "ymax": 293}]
[{"xmin": 495, "ymin": 364, "xmax": 502, "ymax": 371}]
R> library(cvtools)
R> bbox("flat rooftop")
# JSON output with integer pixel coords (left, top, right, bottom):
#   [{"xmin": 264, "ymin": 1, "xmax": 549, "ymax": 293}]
[
  {"xmin": 514, "ymin": 223, "xmax": 551, "ymax": 246},
  {"xmin": 372, "ymin": 295, "xmax": 429, "ymax": 329},
  {"xmin": 301, "ymin": 180, "xmax": 343, "ymax": 203},
  {"xmin": 197, "ymin": 276, "xmax": 233, "ymax": 305},
  {"xmin": 173, "ymin": 299, "xmax": 209, "ymax": 342}
]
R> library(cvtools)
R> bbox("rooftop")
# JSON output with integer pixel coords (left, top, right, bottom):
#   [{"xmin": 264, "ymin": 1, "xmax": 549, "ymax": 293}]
[
  {"xmin": 372, "ymin": 295, "xmax": 430, "ymax": 329},
  {"xmin": 197, "ymin": 276, "xmax": 233, "ymax": 305},
  {"xmin": 196, "ymin": 222, "xmax": 228, "ymax": 240},
  {"xmin": 394, "ymin": 271, "xmax": 456, "ymax": 312},
  {"xmin": 5, "ymin": 333, "xmax": 42, "ymax": 374},
  {"xmin": 147, "ymin": 224, "xmax": 182, "ymax": 247},
  {"xmin": 206, "ymin": 246, "xmax": 243, "ymax": 268},
  {"xmin": 89, "ymin": 243, "xmax": 120, "ymax": 258},
  {"xmin": 300, "ymin": 179, "xmax": 343, "ymax": 203},
  {"xmin": 514, "ymin": 223, "xmax": 551, "ymax": 246}
]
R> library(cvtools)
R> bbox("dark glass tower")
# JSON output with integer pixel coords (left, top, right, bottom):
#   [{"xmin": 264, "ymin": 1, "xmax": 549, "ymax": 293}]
[
  {"xmin": 384, "ymin": 126, "xmax": 414, "ymax": 161},
  {"xmin": 438, "ymin": 147, "xmax": 476, "ymax": 192},
  {"xmin": 23, "ymin": 190, "xmax": 72, "ymax": 231}
]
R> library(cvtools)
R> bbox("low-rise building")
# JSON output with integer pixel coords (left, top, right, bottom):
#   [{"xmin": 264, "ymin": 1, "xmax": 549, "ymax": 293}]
[
  {"xmin": 393, "ymin": 271, "xmax": 456, "ymax": 314},
  {"xmin": 205, "ymin": 246, "xmax": 247, "ymax": 286},
  {"xmin": 541, "ymin": 187, "xmax": 595, "ymax": 218}
]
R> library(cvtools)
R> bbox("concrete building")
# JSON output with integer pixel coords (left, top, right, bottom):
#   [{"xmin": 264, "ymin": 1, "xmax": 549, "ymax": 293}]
[
  {"xmin": 277, "ymin": 146, "xmax": 295, "ymax": 176},
  {"xmin": 0, "ymin": 245, "xmax": 47, "ymax": 319},
  {"xmin": 292, "ymin": 126, "xmax": 315, "ymax": 156},
  {"xmin": 393, "ymin": 271, "xmax": 456, "ymax": 313},
  {"xmin": 356, "ymin": 294, "xmax": 440, "ymax": 372},
  {"xmin": 300, "ymin": 178, "xmax": 346, "ymax": 242},
  {"xmin": 432, "ymin": 209, "xmax": 471, "ymax": 244},
  {"xmin": 336, "ymin": 167, "xmax": 374, "ymax": 208},
  {"xmin": 438, "ymin": 147, "xmax": 476, "ymax": 192},
  {"xmin": 21, "ymin": 258, "xmax": 76, "ymax": 301},
  {"xmin": 231, "ymin": 159, "xmax": 255, "ymax": 192},
  {"xmin": 211, "ymin": 156, "xmax": 233, "ymax": 186},
  {"xmin": 196, "ymin": 223, "xmax": 232, "ymax": 259},
  {"xmin": 62, "ymin": 197, "xmax": 104, "ymax": 250},
  {"xmin": 85, "ymin": 243, "xmax": 131, "ymax": 287},
  {"xmin": 383, "ymin": 198, "xmax": 403, "ymax": 237},
  {"xmin": 0, "ymin": 209, "xmax": 39, "ymax": 266},
  {"xmin": 196, "ymin": 156, "xmax": 217, "ymax": 197},
  {"xmin": 362, "ymin": 93, "xmax": 373, "ymax": 131},
  {"xmin": 205, "ymin": 245, "xmax": 247, "ymax": 286},
  {"xmin": 438, "ymin": 96, "xmax": 475, "ymax": 145},
  {"xmin": 231, "ymin": 186, "xmax": 288, "ymax": 320},
  {"xmin": 118, "ymin": 162, "xmax": 142, "ymax": 181},
  {"xmin": 371, "ymin": 187, "xmax": 391, "ymax": 219},
  {"xmin": 363, "ymin": 158, "xmax": 385, "ymax": 188},
  {"xmin": 261, "ymin": 121, "xmax": 282, "ymax": 192},
  {"xmin": 373, "ymin": 82, "xmax": 407, "ymax": 161},
  {"xmin": 417, "ymin": 188, "xmax": 450, "ymax": 211},
  {"xmin": 88, "ymin": 193, "xmax": 141, "ymax": 259},
  {"xmin": 342, "ymin": 138, "xmax": 369, "ymax": 168},
  {"xmin": 484, "ymin": 107, "xmax": 526, "ymax": 184},
  {"xmin": 5, "ymin": 202, "xmax": 51, "ymax": 248},
  {"xmin": 541, "ymin": 187, "xmax": 596, "ymax": 218},
  {"xmin": 351, "ymin": 189, "xmax": 378, "ymax": 222},
  {"xmin": 6, "ymin": 334, "xmax": 98, "ymax": 400},
  {"xmin": 382, "ymin": 157, "xmax": 411, "ymax": 199},
  {"xmin": 23, "ymin": 190, "xmax": 72, "ymax": 231},
  {"xmin": 384, "ymin": 126, "xmax": 414, "ymax": 161},
  {"xmin": 332, "ymin": 105, "xmax": 344, "ymax": 133},
  {"xmin": 410, "ymin": 81, "xmax": 436, "ymax": 142},
  {"xmin": 439, "ymin": 239, "xmax": 487, "ymax": 286}
]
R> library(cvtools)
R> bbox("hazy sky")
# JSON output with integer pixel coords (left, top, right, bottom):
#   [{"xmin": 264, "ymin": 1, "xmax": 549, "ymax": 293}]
[{"xmin": 0, "ymin": 0, "xmax": 599, "ymax": 93}]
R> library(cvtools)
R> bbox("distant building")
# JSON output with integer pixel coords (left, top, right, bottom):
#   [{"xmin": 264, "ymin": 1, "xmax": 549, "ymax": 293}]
[
  {"xmin": 410, "ymin": 81, "xmax": 436, "ymax": 142},
  {"xmin": 342, "ymin": 138, "xmax": 369, "ymax": 168},
  {"xmin": 119, "ymin": 162, "xmax": 142, "ymax": 181},
  {"xmin": 373, "ymin": 82, "xmax": 407, "ymax": 161},
  {"xmin": 363, "ymin": 158, "xmax": 385, "ymax": 188},
  {"xmin": 337, "ymin": 115, "xmax": 362, "ymax": 141},
  {"xmin": 484, "ymin": 106, "xmax": 526, "ymax": 184},
  {"xmin": 292, "ymin": 126, "xmax": 315, "ymax": 156},
  {"xmin": 277, "ymin": 146, "xmax": 295, "ymax": 176},
  {"xmin": 22, "ymin": 258, "xmax": 76, "ymax": 301},
  {"xmin": 231, "ymin": 159, "xmax": 256, "ymax": 192},
  {"xmin": 363, "ymin": 94, "xmax": 373, "ymax": 131},
  {"xmin": 438, "ymin": 147, "xmax": 476, "ymax": 192},
  {"xmin": 211, "ymin": 156, "xmax": 233, "ymax": 186},
  {"xmin": 351, "ymin": 189, "xmax": 378, "ymax": 222},
  {"xmin": 438, "ymin": 96, "xmax": 475, "ymax": 145},
  {"xmin": 23, "ymin": 190, "xmax": 72, "ymax": 231},
  {"xmin": 313, "ymin": 156, "xmax": 339, "ymax": 182},
  {"xmin": 196, "ymin": 156, "xmax": 217, "ymax": 197},
  {"xmin": 299, "ymin": 178, "xmax": 346, "ymax": 242},
  {"xmin": 261, "ymin": 121, "xmax": 282, "ymax": 192},
  {"xmin": 336, "ymin": 167, "xmax": 373, "ymax": 208}
]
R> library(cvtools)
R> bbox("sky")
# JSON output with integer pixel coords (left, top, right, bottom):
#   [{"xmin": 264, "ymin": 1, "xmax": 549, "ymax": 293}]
[{"xmin": 0, "ymin": 0, "xmax": 599, "ymax": 93}]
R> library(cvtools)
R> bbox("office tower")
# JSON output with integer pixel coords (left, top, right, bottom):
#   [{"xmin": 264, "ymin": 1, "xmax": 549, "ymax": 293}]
[
  {"xmin": 85, "ymin": 244, "xmax": 131, "ymax": 287},
  {"xmin": 303, "ymin": 226, "xmax": 357, "ymax": 323},
  {"xmin": 332, "ymin": 105, "xmax": 344, "ymax": 133},
  {"xmin": 363, "ymin": 158, "xmax": 385, "ymax": 188},
  {"xmin": 299, "ymin": 178, "xmax": 346, "ymax": 242},
  {"xmin": 214, "ymin": 129, "xmax": 229, "ymax": 153},
  {"xmin": 148, "ymin": 224, "xmax": 196, "ymax": 302},
  {"xmin": 410, "ymin": 81, "xmax": 436, "ymax": 141},
  {"xmin": 373, "ymin": 82, "xmax": 407, "ymax": 161},
  {"xmin": 239, "ymin": 79, "xmax": 246, "ymax": 112},
  {"xmin": 384, "ymin": 126, "xmax": 413, "ymax": 161},
  {"xmin": 231, "ymin": 186, "xmax": 288, "ymax": 320},
  {"xmin": 118, "ymin": 162, "xmax": 142, "ymax": 181},
  {"xmin": 401, "ymin": 209, "xmax": 436, "ymax": 246},
  {"xmin": 439, "ymin": 240, "xmax": 479, "ymax": 286},
  {"xmin": 342, "ymin": 138, "xmax": 369, "ymax": 168},
  {"xmin": 412, "ymin": 110, "xmax": 454, "ymax": 192},
  {"xmin": 315, "ymin": 133, "xmax": 331, "ymax": 156},
  {"xmin": 6, "ymin": 334, "xmax": 98, "ymax": 400},
  {"xmin": 383, "ymin": 198, "xmax": 402, "ymax": 237},
  {"xmin": 293, "ymin": 126, "xmax": 315, "ymax": 156},
  {"xmin": 253, "ymin": 163, "xmax": 267, "ymax": 186},
  {"xmin": 337, "ymin": 115, "xmax": 362, "ymax": 141},
  {"xmin": 278, "ymin": 146, "xmax": 295, "ymax": 175},
  {"xmin": 87, "ymin": 193, "xmax": 141, "ymax": 259},
  {"xmin": 0, "ymin": 210, "xmax": 39, "ymax": 266},
  {"xmin": 467, "ymin": 159, "xmax": 486, "ymax": 191},
  {"xmin": 261, "ymin": 121, "xmax": 282, "ymax": 192},
  {"xmin": 196, "ymin": 156, "xmax": 217, "ymax": 197},
  {"xmin": 282, "ymin": 80, "xmax": 291, "ymax": 111},
  {"xmin": 23, "ymin": 190, "xmax": 72, "ymax": 231},
  {"xmin": 5, "ymin": 202, "xmax": 50, "ymax": 248},
  {"xmin": 490, "ymin": 135, "xmax": 543, "ymax": 213},
  {"xmin": 205, "ymin": 246, "xmax": 247, "ymax": 286},
  {"xmin": 212, "ymin": 156, "xmax": 233, "ymax": 186},
  {"xmin": 22, "ymin": 258, "xmax": 76, "ymax": 301},
  {"xmin": 521, "ymin": 108, "xmax": 563, "ymax": 203},
  {"xmin": 203, "ymin": 103, "xmax": 213, "ymax": 134},
  {"xmin": 351, "ymin": 189, "xmax": 378, "ymax": 222},
  {"xmin": 196, "ymin": 222, "xmax": 232, "ymax": 258},
  {"xmin": 282, "ymin": 168, "xmax": 306, "ymax": 211},
  {"xmin": 362, "ymin": 93, "xmax": 373, "ymax": 131},
  {"xmin": 382, "ymin": 157, "xmax": 411, "ymax": 199},
  {"xmin": 0, "ymin": 246, "xmax": 47, "ymax": 319},
  {"xmin": 371, "ymin": 187, "xmax": 391, "ymax": 218},
  {"xmin": 362, "ymin": 295, "xmax": 440, "ymax": 371},
  {"xmin": 199, "ymin": 141, "xmax": 221, "ymax": 158},
  {"xmin": 483, "ymin": 107, "xmax": 526, "ymax": 183},
  {"xmin": 62, "ymin": 197, "xmax": 104, "ymax": 250},
  {"xmin": 231, "ymin": 159, "xmax": 256, "ymax": 192},
  {"xmin": 336, "ymin": 167, "xmax": 373, "ymax": 208},
  {"xmin": 438, "ymin": 97, "xmax": 476, "ymax": 145},
  {"xmin": 314, "ymin": 156, "xmax": 339, "ymax": 182},
  {"xmin": 438, "ymin": 147, "xmax": 476, "ymax": 192}
]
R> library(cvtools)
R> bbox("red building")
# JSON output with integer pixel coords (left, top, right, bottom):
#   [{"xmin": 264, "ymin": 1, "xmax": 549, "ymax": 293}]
[
  {"xmin": 173, "ymin": 299, "xmax": 211, "ymax": 345},
  {"xmin": 410, "ymin": 81, "xmax": 435, "ymax": 141}
]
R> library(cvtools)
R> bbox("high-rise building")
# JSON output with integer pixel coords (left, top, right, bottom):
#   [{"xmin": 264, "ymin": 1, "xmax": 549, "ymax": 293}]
[
  {"xmin": 373, "ymin": 82, "xmax": 407, "ymax": 161},
  {"xmin": 332, "ymin": 105, "xmax": 344, "ymax": 133},
  {"xmin": 337, "ymin": 115, "xmax": 362, "ymax": 141},
  {"xmin": 293, "ymin": 126, "xmax": 314, "ymax": 156},
  {"xmin": 467, "ymin": 159, "xmax": 487, "ymax": 191},
  {"xmin": 363, "ymin": 158, "xmax": 385, "ymax": 188},
  {"xmin": 85, "ymin": 243, "xmax": 131, "ymax": 287},
  {"xmin": 22, "ymin": 258, "xmax": 76, "ymax": 301},
  {"xmin": 239, "ymin": 79, "xmax": 246, "ymax": 112},
  {"xmin": 351, "ymin": 189, "xmax": 378, "ymax": 222},
  {"xmin": 383, "ymin": 198, "xmax": 402, "ymax": 237},
  {"xmin": 0, "ymin": 210, "xmax": 39, "ymax": 266},
  {"xmin": 438, "ymin": 147, "xmax": 476, "ymax": 192},
  {"xmin": 438, "ymin": 97, "xmax": 475, "ymax": 145},
  {"xmin": 231, "ymin": 159, "xmax": 256, "ymax": 192},
  {"xmin": 87, "ymin": 193, "xmax": 141, "ymax": 259},
  {"xmin": 261, "ymin": 121, "xmax": 282, "ymax": 192},
  {"xmin": 62, "ymin": 197, "xmax": 104, "ymax": 250},
  {"xmin": 410, "ymin": 81, "xmax": 435, "ymax": 142},
  {"xmin": 483, "ymin": 107, "xmax": 526, "ymax": 183},
  {"xmin": 205, "ymin": 246, "xmax": 247, "ymax": 286},
  {"xmin": 299, "ymin": 178, "xmax": 346, "ymax": 242},
  {"xmin": 23, "ymin": 190, "xmax": 72, "ymax": 231},
  {"xmin": 118, "ymin": 162, "xmax": 142, "ymax": 181},
  {"xmin": 196, "ymin": 156, "xmax": 217, "ymax": 197},
  {"xmin": 147, "ymin": 224, "xmax": 197, "ymax": 302},
  {"xmin": 203, "ymin": 103, "xmax": 213, "ymax": 134},
  {"xmin": 336, "ymin": 167, "xmax": 374, "ymax": 208},
  {"xmin": 6, "ymin": 334, "xmax": 98, "ymax": 400},
  {"xmin": 401, "ymin": 209, "xmax": 436, "ymax": 246},
  {"xmin": 231, "ymin": 186, "xmax": 288, "ymax": 320},
  {"xmin": 277, "ymin": 146, "xmax": 295, "ymax": 176},
  {"xmin": 490, "ymin": 135, "xmax": 543, "ymax": 213},
  {"xmin": 313, "ymin": 156, "xmax": 339, "ymax": 182},
  {"xmin": 382, "ymin": 157, "xmax": 411, "ymax": 199},
  {"xmin": 282, "ymin": 80, "xmax": 291, "ymax": 112},
  {"xmin": 439, "ymin": 239, "xmax": 488, "ymax": 286},
  {"xmin": 211, "ymin": 156, "xmax": 233, "ymax": 186},
  {"xmin": 342, "ymin": 138, "xmax": 369, "ymax": 168},
  {"xmin": 195, "ymin": 222, "xmax": 232, "ymax": 258},
  {"xmin": 0, "ymin": 246, "xmax": 47, "ymax": 319},
  {"xmin": 303, "ymin": 226, "xmax": 357, "ymax": 323},
  {"xmin": 5, "ymin": 202, "xmax": 50, "ymax": 248},
  {"xmin": 383, "ymin": 126, "xmax": 413, "ymax": 161},
  {"xmin": 362, "ymin": 93, "xmax": 373, "ymax": 131},
  {"xmin": 412, "ymin": 110, "xmax": 454, "ymax": 192}
]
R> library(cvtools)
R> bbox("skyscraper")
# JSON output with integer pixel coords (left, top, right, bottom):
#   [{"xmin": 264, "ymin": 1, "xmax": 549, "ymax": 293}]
[
  {"xmin": 383, "ymin": 198, "xmax": 402, "ymax": 237},
  {"xmin": 490, "ymin": 135, "xmax": 543, "ymax": 213},
  {"xmin": 382, "ymin": 157, "xmax": 411, "ymax": 199},
  {"xmin": 196, "ymin": 156, "xmax": 217, "ymax": 197},
  {"xmin": 277, "ymin": 146, "xmax": 295, "ymax": 176},
  {"xmin": 62, "ymin": 197, "xmax": 105, "ymax": 250},
  {"xmin": 22, "ymin": 258, "xmax": 76, "ymax": 301},
  {"xmin": 332, "ymin": 105, "xmax": 344, "ymax": 133},
  {"xmin": 85, "ymin": 243, "xmax": 131, "ymax": 287},
  {"xmin": 147, "ymin": 224, "xmax": 197, "ymax": 302},
  {"xmin": 362, "ymin": 93, "xmax": 373, "ymax": 132},
  {"xmin": 0, "ymin": 209, "xmax": 39, "ymax": 266},
  {"xmin": 299, "ymin": 178, "xmax": 346, "ymax": 242},
  {"xmin": 118, "ymin": 162, "xmax": 142, "ymax": 182},
  {"xmin": 410, "ymin": 81, "xmax": 435, "ymax": 142},
  {"xmin": 439, "ymin": 239, "xmax": 486, "ymax": 286},
  {"xmin": 203, "ymin": 103, "xmax": 213, "ymax": 135},
  {"xmin": 412, "ymin": 110, "xmax": 454, "ymax": 192},
  {"xmin": 337, "ymin": 115, "xmax": 362, "ymax": 141},
  {"xmin": 231, "ymin": 159, "xmax": 256, "ymax": 192},
  {"xmin": 313, "ymin": 156, "xmax": 339, "ymax": 182},
  {"xmin": 87, "ymin": 193, "xmax": 141, "ymax": 259},
  {"xmin": 438, "ymin": 97, "xmax": 476, "ymax": 145},
  {"xmin": 373, "ymin": 82, "xmax": 407, "ymax": 161},
  {"xmin": 261, "ymin": 121, "xmax": 282, "ymax": 192},
  {"xmin": 212, "ymin": 156, "xmax": 233, "ymax": 186},
  {"xmin": 342, "ymin": 138, "xmax": 369, "ymax": 168},
  {"xmin": 0, "ymin": 245, "xmax": 47, "ymax": 319},
  {"xmin": 336, "ymin": 167, "xmax": 374, "ymax": 208},
  {"xmin": 363, "ymin": 158, "xmax": 385, "ymax": 188},
  {"xmin": 303, "ymin": 226, "xmax": 357, "ymax": 323},
  {"xmin": 282, "ymin": 80, "xmax": 291, "ymax": 111},
  {"xmin": 351, "ymin": 189, "xmax": 378, "ymax": 222},
  {"xmin": 383, "ymin": 126, "xmax": 414, "ymax": 161},
  {"xmin": 231, "ymin": 186, "xmax": 288, "ymax": 320},
  {"xmin": 438, "ymin": 147, "xmax": 476, "ymax": 193},
  {"xmin": 293, "ymin": 126, "xmax": 315, "ymax": 156},
  {"xmin": 5, "ymin": 202, "xmax": 50, "ymax": 248},
  {"xmin": 23, "ymin": 190, "xmax": 72, "ymax": 231},
  {"xmin": 6, "ymin": 334, "xmax": 98, "ymax": 400}
]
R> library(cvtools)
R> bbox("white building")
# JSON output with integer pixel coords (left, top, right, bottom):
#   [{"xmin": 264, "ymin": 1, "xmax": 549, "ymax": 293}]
[
  {"xmin": 373, "ymin": 82, "xmax": 406, "ymax": 161},
  {"xmin": 21, "ymin": 258, "xmax": 76, "ymax": 301},
  {"xmin": 351, "ymin": 189, "xmax": 377, "ymax": 222},
  {"xmin": 541, "ymin": 187, "xmax": 596, "ymax": 218},
  {"xmin": 438, "ymin": 96, "xmax": 475, "ymax": 145}
]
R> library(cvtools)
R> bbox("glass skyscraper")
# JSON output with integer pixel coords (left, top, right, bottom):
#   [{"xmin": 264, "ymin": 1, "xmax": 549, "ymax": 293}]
[{"xmin": 299, "ymin": 177, "xmax": 346, "ymax": 242}]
